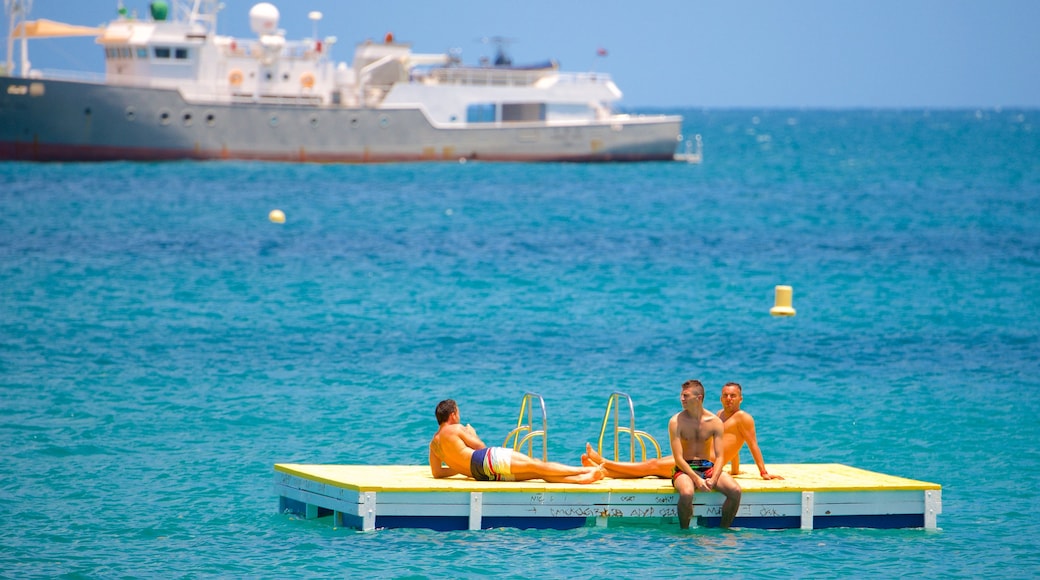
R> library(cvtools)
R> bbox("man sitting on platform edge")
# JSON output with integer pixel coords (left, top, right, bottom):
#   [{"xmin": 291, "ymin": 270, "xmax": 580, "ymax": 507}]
[{"xmin": 429, "ymin": 399, "xmax": 604, "ymax": 484}]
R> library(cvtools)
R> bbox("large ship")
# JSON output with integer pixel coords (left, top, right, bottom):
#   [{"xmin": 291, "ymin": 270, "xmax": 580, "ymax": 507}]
[{"xmin": 0, "ymin": 0, "xmax": 688, "ymax": 163}]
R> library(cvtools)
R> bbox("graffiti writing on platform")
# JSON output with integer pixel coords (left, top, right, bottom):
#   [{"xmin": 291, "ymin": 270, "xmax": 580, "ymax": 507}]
[{"xmin": 549, "ymin": 507, "xmax": 597, "ymax": 517}]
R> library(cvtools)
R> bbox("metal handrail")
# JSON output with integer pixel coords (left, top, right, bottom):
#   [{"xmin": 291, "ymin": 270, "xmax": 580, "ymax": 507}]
[
  {"xmin": 503, "ymin": 392, "xmax": 548, "ymax": 461},
  {"xmin": 597, "ymin": 392, "xmax": 661, "ymax": 462}
]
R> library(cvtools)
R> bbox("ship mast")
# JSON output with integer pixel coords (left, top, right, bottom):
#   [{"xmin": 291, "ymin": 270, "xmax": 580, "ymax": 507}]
[{"xmin": 4, "ymin": 0, "xmax": 33, "ymax": 76}]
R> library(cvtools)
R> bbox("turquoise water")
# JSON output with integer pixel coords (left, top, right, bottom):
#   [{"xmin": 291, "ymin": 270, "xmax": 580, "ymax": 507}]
[{"xmin": 2, "ymin": 109, "xmax": 1039, "ymax": 577}]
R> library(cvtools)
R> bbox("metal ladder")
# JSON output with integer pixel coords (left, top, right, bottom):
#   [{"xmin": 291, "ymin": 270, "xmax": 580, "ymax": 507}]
[
  {"xmin": 597, "ymin": 392, "xmax": 662, "ymax": 461},
  {"xmin": 502, "ymin": 392, "xmax": 549, "ymax": 461}
]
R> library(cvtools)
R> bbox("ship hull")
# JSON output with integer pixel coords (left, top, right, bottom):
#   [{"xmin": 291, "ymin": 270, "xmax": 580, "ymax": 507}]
[{"xmin": 0, "ymin": 78, "xmax": 681, "ymax": 163}]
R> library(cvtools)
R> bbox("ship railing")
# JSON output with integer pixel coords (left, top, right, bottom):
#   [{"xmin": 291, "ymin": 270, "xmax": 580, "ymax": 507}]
[
  {"xmin": 425, "ymin": 67, "xmax": 549, "ymax": 87},
  {"xmin": 229, "ymin": 93, "xmax": 324, "ymax": 106},
  {"xmin": 422, "ymin": 68, "xmax": 613, "ymax": 88},
  {"xmin": 221, "ymin": 40, "xmax": 329, "ymax": 63},
  {"xmin": 555, "ymin": 71, "xmax": 614, "ymax": 85},
  {"xmin": 674, "ymin": 134, "xmax": 703, "ymax": 163},
  {"xmin": 597, "ymin": 392, "xmax": 662, "ymax": 462},
  {"xmin": 503, "ymin": 392, "xmax": 549, "ymax": 461}
]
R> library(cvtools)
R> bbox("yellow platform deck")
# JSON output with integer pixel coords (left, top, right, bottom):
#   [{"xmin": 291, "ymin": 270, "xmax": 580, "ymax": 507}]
[{"xmin": 274, "ymin": 463, "xmax": 942, "ymax": 531}]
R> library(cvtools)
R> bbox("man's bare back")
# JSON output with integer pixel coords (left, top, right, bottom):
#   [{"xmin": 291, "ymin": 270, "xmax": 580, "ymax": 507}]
[{"xmin": 429, "ymin": 422, "xmax": 482, "ymax": 478}]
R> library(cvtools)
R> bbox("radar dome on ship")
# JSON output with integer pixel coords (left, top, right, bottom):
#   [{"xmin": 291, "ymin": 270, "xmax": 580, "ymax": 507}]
[{"xmin": 249, "ymin": 3, "xmax": 280, "ymax": 36}]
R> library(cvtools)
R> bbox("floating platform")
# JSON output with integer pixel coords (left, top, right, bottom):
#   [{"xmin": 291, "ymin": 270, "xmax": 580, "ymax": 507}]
[{"xmin": 274, "ymin": 463, "xmax": 941, "ymax": 531}]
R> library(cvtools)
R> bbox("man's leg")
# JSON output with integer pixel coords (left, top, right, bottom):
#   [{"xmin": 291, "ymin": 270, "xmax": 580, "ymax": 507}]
[
  {"xmin": 583, "ymin": 443, "xmax": 674, "ymax": 478},
  {"xmin": 672, "ymin": 473, "xmax": 695, "ymax": 529},
  {"xmin": 714, "ymin": 472, "xmax": 742, "ymax": 528},
  {"xmin": 508, "ymin": 452, "xmax": 604, "ymax": 484}
]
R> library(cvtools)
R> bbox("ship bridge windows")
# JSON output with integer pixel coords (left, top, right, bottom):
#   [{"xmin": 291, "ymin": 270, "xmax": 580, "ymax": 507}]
[
  {"xmin": 105, "ymin": 46, "xmax": 134, "ymax": 60},
  {"xmin": 152, "ymin": 47, "xmax": 191, "ymax": 60},
  {"xmin": 466, "ymin": 103, "xmax": 547, "ymax": 124},
  {"xmin": 466, "ymin": 103, "xmax": 495, "ymax": 123},
  {"xmin": 502, "ymin": 103, "xmax": 546, "ymax": 123}
]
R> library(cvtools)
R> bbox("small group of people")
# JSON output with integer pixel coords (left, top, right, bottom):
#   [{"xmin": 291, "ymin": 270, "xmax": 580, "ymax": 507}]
[{"xmin": 428, "ymin": 379, "xmax": 782, "ymax": 529}]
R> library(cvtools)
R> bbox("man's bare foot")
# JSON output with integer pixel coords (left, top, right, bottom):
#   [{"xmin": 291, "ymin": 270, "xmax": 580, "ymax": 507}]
[
  {"xmin": 573, "ymin": 465, "xmax": 606, "ymax": 484},
  {"xmin": 581, "ymin": 453, "xmax": 597, "ymax": 467},
  {"xmin": 584, "ymin": 443, "xmax": 605, "ymax": 465}
]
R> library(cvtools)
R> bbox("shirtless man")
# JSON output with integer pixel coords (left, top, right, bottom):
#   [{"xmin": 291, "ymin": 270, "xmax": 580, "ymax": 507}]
[
  {"xmin": 715, "ymin": 382, "xmax": 783, "ymax": 480},
  {"xmin": 668, "ymin": 379, "xmax": 742, "ymax": 529},
  {"xmin": 428, "ymin": 399, "xmax": 604, "ymax": 484}
]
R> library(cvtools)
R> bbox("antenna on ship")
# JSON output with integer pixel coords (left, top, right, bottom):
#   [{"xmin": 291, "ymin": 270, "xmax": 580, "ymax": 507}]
[
  {"xmin": 308, "ymin": 10, "xmax": 321, "ymax": 42},
  {"xmin": 4, "ymin": 0, "xmax": 34, "ymax": 76},
  {"xmin": 177, "ymin": 0, "xmax": 221, "ymax": 33},
  {"xmin": 478, "ymin": 35, "xmax": 515, "ymax": 67}
]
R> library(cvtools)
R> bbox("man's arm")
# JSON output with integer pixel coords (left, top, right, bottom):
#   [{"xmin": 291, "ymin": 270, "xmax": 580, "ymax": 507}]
[
  {"xmin": 428, "ymin": 443, "xmax": 458, "ymax": 479},
  {"xmin": 668, "ymin": 415, "xmax": 695, "ymax": 480},
  {"xmin": 459, "ymin": 424, "xmax": 486, "ymax": 450},
  {"xmin": 740, "ymin": 413, "xmax": 783, "ymax": 480},
  {"xmin": 708, "ymin": 421, "xmax": 725, "ymax": 488}
]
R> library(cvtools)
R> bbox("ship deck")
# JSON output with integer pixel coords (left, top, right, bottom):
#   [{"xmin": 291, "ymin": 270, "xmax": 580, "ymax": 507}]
[{"xmin": 274, "ymin": 463, "xmax": 941, "ymax": 531}]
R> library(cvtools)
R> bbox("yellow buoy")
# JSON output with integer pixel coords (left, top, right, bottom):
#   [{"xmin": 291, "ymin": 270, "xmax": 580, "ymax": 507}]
[
  {"xmin": 770, "ymin": 285, "xmax": 796, "ymax": 316},
  {"xmin": 268, "ymin": 209, "xmax": 286, "ymax": 224}
]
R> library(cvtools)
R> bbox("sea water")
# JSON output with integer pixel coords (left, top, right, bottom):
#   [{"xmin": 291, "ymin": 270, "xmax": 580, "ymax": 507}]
[{"xmin": 1, "ymin": 109, "xmax": 1038, "ymax": 577}]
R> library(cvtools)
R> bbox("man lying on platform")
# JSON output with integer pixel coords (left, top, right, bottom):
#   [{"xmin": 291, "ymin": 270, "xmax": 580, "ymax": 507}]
[{"xmin": 429, "ymin": 399, "xmax": 604, "ymax": 484}]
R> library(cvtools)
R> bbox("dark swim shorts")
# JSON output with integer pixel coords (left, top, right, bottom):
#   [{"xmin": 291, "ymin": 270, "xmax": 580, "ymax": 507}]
[{"xmin": 672, "ymin": 459, "xmax": 714, "ymax": 481}]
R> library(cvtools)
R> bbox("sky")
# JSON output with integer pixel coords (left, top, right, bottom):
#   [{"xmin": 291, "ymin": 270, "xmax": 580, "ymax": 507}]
[{"xmin": 5, "ymin": 0, "xmax": 1039, "ymax": 108}]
